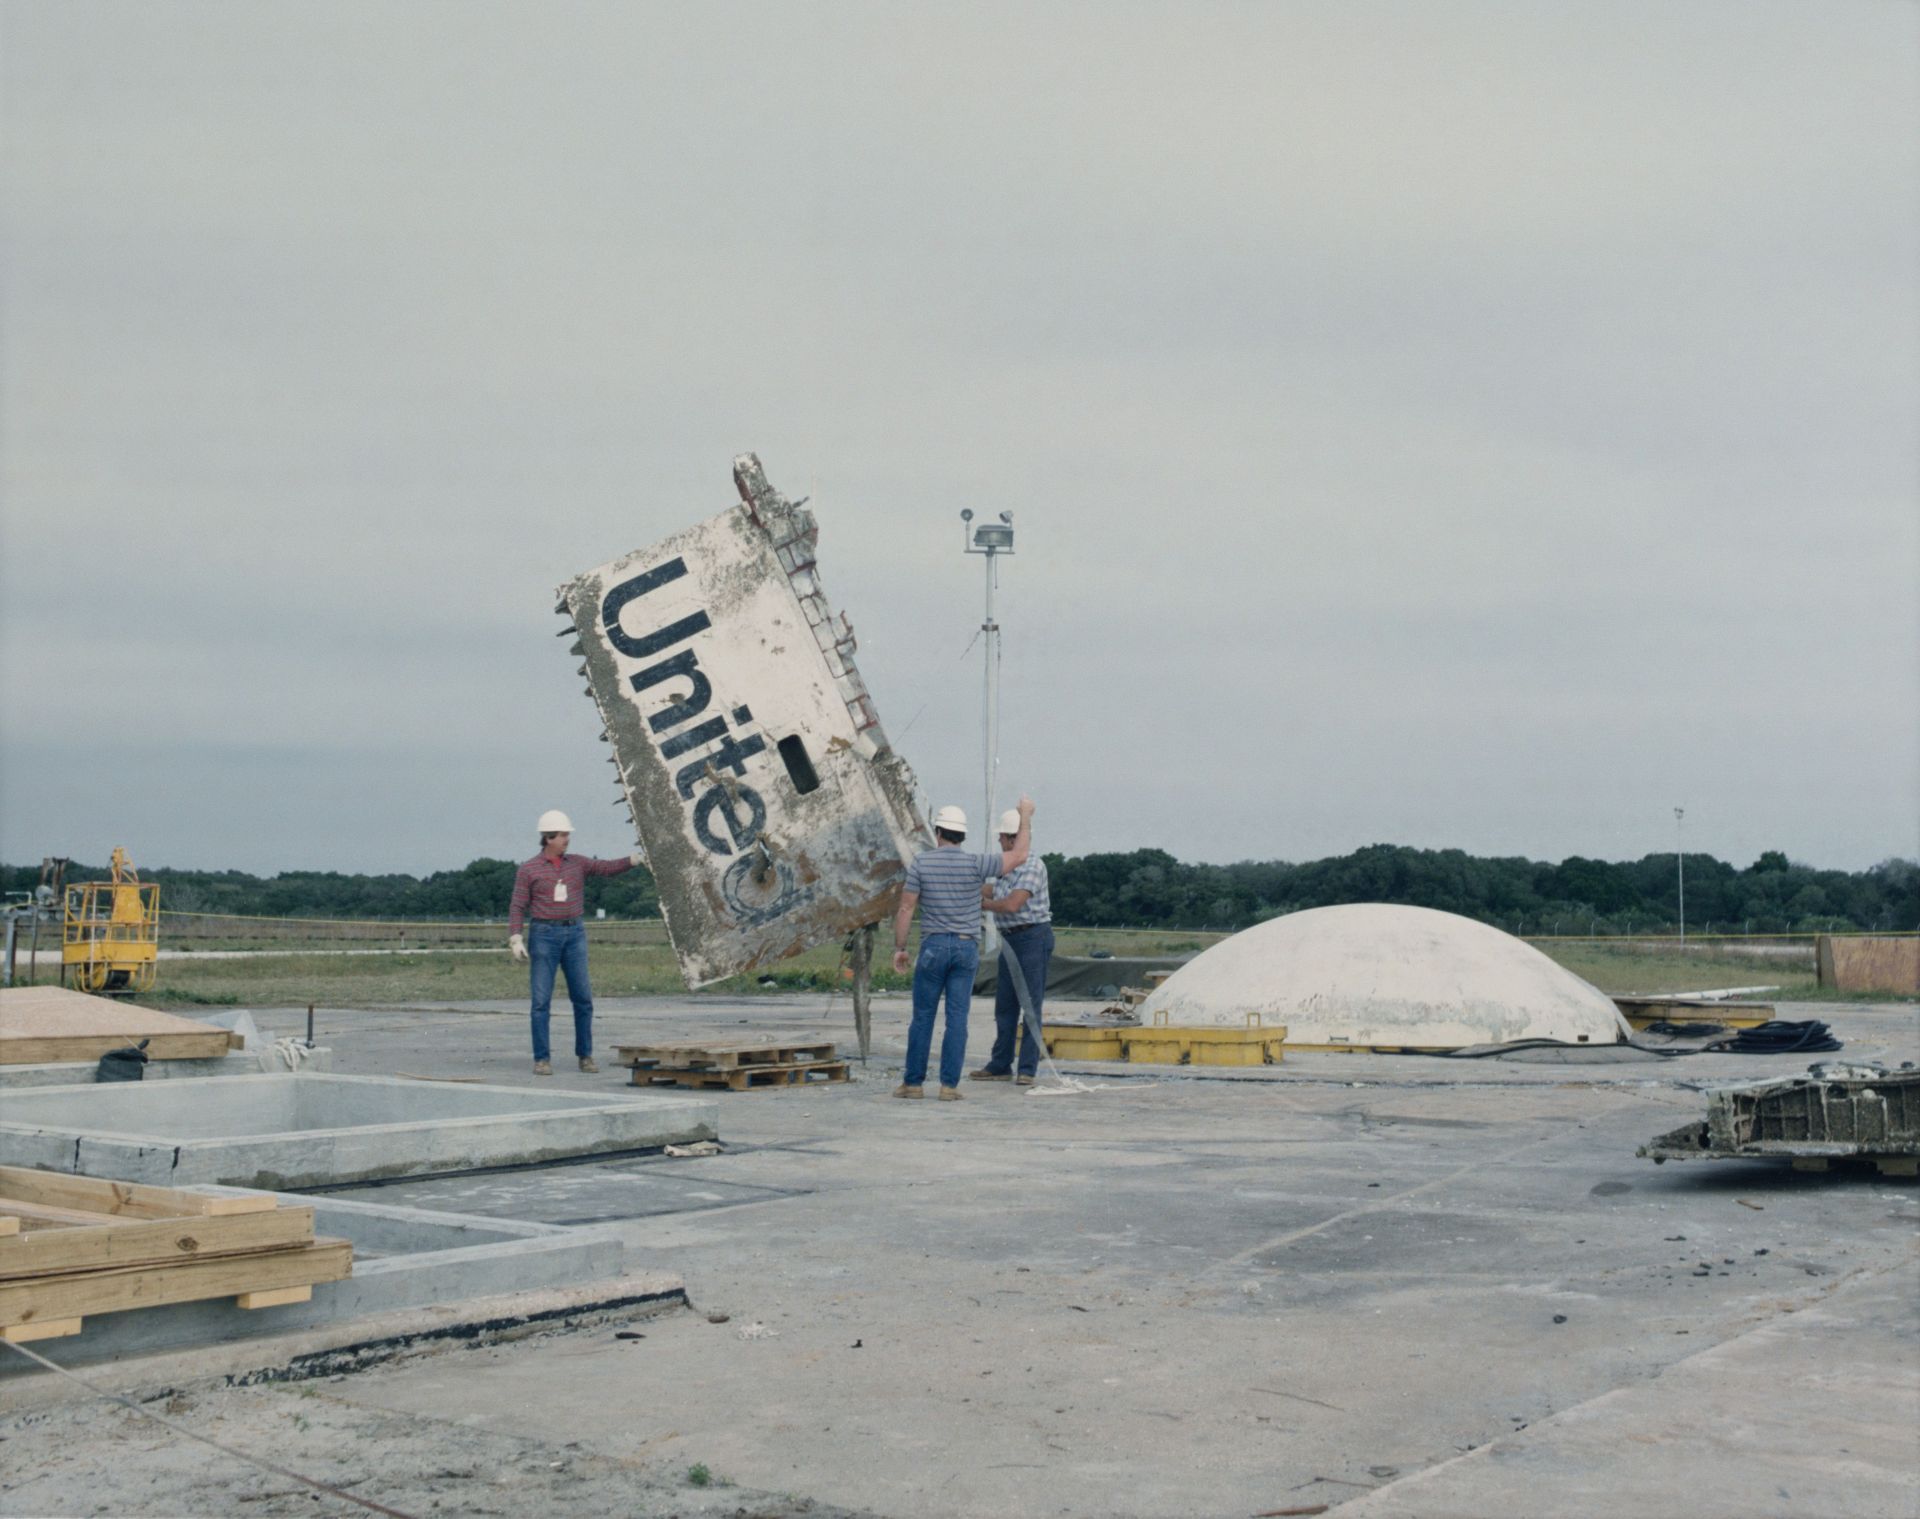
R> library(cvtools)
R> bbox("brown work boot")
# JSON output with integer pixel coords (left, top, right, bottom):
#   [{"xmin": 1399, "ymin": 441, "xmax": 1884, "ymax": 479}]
[
  {"xmin": 533, "ymin": 1060, "xmax": 553, "ymax": 1076},
  {"xmin": 892, "ymin": 1083, "xmax": 924, "ymax": 1099},
  {"xmin": 578, "ymin": 1056, "xmax": 599, "ymax": 1073},
  {"xmin": 1015, "ymin": 1074, "xmax": 1036, "ymax": 1086},
  {"xmin": 968, "ymin": 1068, "xmax": 1011, "ymax": 1081},
  {"xmin": 938, "ymin": 1086, "xmax": 964, "ymax": 1101}
]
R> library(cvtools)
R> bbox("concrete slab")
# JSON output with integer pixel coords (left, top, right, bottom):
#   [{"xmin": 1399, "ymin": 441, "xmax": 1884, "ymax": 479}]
[
  {"xmin": 0, "ymin": 1073, "xmax": 719, "ymax": 1187},
  {"xmin": 0, "ymin": 1050, "xmax": 261, "ymax": 1089},
  {"xmin": 2, "ymin": 993, "xmax": 1913, "ymax": 1519}
]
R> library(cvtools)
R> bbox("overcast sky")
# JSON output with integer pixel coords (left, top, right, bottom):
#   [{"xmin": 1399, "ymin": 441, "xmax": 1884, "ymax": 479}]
[{"xmin": 2, "ymin": 1, "xmax": 1915, "ymax": 877}]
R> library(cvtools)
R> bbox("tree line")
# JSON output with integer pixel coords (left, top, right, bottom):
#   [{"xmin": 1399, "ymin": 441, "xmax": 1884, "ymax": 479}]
[
  {"xmin": 6, "ymin": 845, "xmax": 1914, "ymax": 935},
  {"xmin": 1044, "ymin": 845, "xmax": 1917, "ymax": 935}
]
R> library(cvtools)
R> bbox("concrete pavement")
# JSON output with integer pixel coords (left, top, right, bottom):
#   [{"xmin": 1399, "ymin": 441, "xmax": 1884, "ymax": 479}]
[{"xmin": 1, "ymin": 994, "xmax": 1913, "ymax": 1518}]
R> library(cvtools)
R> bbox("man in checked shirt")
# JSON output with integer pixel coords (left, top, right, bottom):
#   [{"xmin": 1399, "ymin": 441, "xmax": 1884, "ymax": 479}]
[
  {"xmin": 972, "ymin": 809, "xmax": 1054, "ymax": 1086},
  {"xmin": 506, "ymin": 809, "xmax": 643, "ymax": 1075}
]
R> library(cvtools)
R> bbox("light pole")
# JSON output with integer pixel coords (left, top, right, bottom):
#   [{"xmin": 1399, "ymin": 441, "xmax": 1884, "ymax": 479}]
[
  {"xmin": 960, "ymin": 509, "xmax": 1014, "ymax": 839},
  {"xmin": 1674, "ymin": 807, "xmax": 1686, "ymax": 944}
]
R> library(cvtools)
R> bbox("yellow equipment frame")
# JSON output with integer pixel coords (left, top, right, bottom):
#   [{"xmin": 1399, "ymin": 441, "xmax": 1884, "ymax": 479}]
[{"xmin": 62, "ymin": 848, "xmax": 160, "ymax": 995}]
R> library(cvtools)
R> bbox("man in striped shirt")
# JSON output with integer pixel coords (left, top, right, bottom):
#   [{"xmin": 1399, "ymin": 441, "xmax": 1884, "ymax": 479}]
[
  {"xmin": 507, "ymin": 809, "xmax": 642, "ymax": 1075},
  {"xmin": 890, "ymin": 796, "xmax": 1035, "ymax": 1100},
  {"xmin": 973, "ymin": 809, "xmax": 1054, "ymax": 1085}
]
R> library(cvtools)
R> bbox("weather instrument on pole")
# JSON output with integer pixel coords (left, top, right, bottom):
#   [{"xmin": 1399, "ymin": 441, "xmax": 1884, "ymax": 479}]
[{"xmin": 961, "ymin": 508, "xmax": 1014, "ymax": 954}]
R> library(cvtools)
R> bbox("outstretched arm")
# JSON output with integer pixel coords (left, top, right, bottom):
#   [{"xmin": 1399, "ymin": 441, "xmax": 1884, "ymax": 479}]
[
  {"xmin": 998, "ymin": 795, "xmax": 1037, "ymax": 873},
  {"xmin": 507, "ymin": 864, "xmax": 532, "ymax": 938}
]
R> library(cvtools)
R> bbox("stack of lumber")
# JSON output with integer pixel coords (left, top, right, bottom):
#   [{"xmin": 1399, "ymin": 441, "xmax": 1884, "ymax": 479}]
[
  {"xmin": 0, "ymin": 986, "xmax": 241, "ymax": 1065},
  {"xmin": 614, "ymin": 1037, "xmax": 849, "ymax": 1092},
  {"xmin": 0, "ymin": 1166, "xmax": 351, "ymax": 1345}
]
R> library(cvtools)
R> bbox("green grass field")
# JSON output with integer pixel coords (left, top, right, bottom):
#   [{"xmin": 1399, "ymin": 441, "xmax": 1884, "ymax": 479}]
[
  {"xmin": 120, "ymin": 926, "xmax": 1850, "ymax": 1010},
  {"xmin": 1538, "ymin": 940, "xmax": 1815, "ymax": 998}
]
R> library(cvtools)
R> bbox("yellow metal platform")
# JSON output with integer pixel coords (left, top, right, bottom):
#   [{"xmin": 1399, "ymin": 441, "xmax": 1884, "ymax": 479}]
[
  {"xmin": 1044, "ymin": 1015, "xmax": 1288, "ymax": 1065},
  {"xmin": 1614, "ymin": 998, "xmax": 1775, "ymax": 1031},
  {"xmin": 1041, "ymin": 1026, "xmax": 1127, "ymax": 1061}
]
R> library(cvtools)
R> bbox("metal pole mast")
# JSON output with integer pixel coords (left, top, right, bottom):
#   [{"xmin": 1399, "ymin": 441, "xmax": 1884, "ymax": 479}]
[
  {"xmin": 960, "ymin": 510, "xmax": 1014, "ymax": 837},
  {"xmin": 1674, "ymin": 807, "xmax": 1686, "ymax": 944},
  {"xmin": 961, "ymin": 510, "xmax": 1014, "ymax": 958},
  {"xmin": 982, "ymin": 550, "xmax": 998, "ymax": 836}
]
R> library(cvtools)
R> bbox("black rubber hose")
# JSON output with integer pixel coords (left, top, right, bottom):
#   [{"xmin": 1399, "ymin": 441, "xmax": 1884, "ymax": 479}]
[
  {"xmin": 1708, "ymin": 1020, "xmax": 1841, "ymax": 1054},
  {"xmin": 1406, "ymin": 1019, "xmax": 1842, "ymax": 1060}
]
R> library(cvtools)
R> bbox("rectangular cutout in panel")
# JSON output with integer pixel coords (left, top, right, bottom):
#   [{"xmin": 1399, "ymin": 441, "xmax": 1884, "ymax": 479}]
[{"xmin": 777, "ymin": 735, "xmax": 821, "ymax": 795}]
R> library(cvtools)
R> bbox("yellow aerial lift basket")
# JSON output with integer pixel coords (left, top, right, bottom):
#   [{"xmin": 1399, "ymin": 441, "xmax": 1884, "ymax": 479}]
[{"xmin": 62, "ymin": 848, "xmax": 159, "ymax": 995}]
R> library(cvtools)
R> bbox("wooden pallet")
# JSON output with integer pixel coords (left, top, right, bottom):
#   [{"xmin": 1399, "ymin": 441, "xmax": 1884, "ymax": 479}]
[
  {"xmin": 614, "ymin": 1038, "xmax": 838, "ymax": 1072},
  {"xmin": 0, "ymin": 1166, "xmax": 351, "ymax": 1342},
  {"xmin": 630, "ymin": 1059, "xmax": 850, "ymax": 1092}
]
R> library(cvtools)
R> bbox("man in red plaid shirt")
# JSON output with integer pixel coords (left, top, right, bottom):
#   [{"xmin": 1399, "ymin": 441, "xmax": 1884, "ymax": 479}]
[{"xmin": 507, "ymin": 809, "xmax": 642, "ymax": 1075}]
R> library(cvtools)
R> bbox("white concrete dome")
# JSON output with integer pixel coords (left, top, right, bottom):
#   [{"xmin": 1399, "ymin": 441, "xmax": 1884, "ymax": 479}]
[{"xmin": 1137, "ymin": 904, "xmax": 1629, "ymax": 1049}]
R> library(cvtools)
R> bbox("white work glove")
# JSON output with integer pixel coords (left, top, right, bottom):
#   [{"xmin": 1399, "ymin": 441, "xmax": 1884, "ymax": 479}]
[
  {"xmin": 629, "ymin": 851, "xmax": 644, "ymax": 867},
  {"xmin": 508, "ymin": 934, "xmax": 527, "ymax": 962}
]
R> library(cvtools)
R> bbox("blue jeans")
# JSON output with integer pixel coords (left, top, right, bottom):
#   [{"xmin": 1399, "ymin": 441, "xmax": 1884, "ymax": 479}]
[
  {"xmin": 988, "ymin": 923, "xmax": 1053, "ymax": 1077},
  {"xmin": 906, "ymin": 932, "xmax": 978, "ymax": 1088},
  {"xmin": 528, "ymin": 918, "xmax": 593, "ymax": 1062}
]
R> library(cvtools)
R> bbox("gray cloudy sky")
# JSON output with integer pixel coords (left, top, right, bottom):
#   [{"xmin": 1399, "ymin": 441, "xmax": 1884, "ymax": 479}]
[{"xmin": 3, "ymin": 1, "xmax": 1915, "ymax": 877}]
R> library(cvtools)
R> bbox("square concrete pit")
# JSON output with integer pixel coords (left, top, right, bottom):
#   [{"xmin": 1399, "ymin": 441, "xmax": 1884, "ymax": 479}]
[{"xmin": 0, "ymin": 1073, "xmax": 718, "ymax": 1189}]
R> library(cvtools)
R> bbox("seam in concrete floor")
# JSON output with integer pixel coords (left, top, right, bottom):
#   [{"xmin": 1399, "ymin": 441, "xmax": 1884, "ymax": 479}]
[
  {"xmin": 0, "ymin": 1281, "xmax": 690, "ymax": 1414},
  {"xmin": 1329, "ymin": 1255, "xmax": 1920, "ymax": 1518},
  {"xmin": 1206, "ymin": 1127, "xmax": 1574, "ymax": 1277}
]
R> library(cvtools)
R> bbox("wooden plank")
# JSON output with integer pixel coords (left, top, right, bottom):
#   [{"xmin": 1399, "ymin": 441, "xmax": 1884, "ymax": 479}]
[
  {"xmin": 0, "ymin": 1215, "xmax": 16, "ymax": 1238},
  {"xmin": 1, "ymin": 1316, "xmax": 83, "ymax": 1343},
  {"xmin": 237, "ymin": 1285, "xmax": 312, "ymax": 1310},
  {"xmin": 0, "ymin": 1205, "xmax": 315, "ymax": 1280},
  {"xmin": 0, "ymin": 1167, "xmax": 277, "ymax": 1220},
  {"xmin": 0, "ymin": 1238, "xmax": 351, "ymax": 1330},
  {"xmin": 0, "ymin": 1199, "xmax": 133, "ymax": 1229},
  {"xmin": 0, "ymin": 988, "xmax": 236, "ymax": 1065},
  {"xmin": 0, "ymin": 1031, "xmax": 232, "ymax": 1064},
  {"xmin": 613, "ymin": 1036, "xmax": 824, "ymax": 1056}
]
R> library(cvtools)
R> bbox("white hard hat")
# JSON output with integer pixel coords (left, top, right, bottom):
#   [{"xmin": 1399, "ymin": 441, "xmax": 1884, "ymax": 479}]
[
  {"xmin": 997, "ymin": 810, "xmax": 1022, "ymax": 836},
  {"xmin": 537, "ymin": 809, "xmax": 574, "ymax": 834},
  {"xmin": 932, "ymin": 805, "xmax": 968, "ymax": 835}
]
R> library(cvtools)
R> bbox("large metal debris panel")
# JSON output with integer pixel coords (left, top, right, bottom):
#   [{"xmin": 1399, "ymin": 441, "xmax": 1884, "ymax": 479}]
[{"xmin": 557, "ymin": 456, "xmax": 927, "ymax": 987}]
